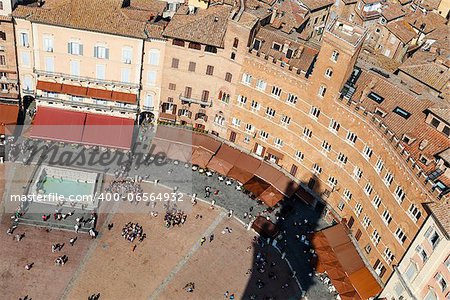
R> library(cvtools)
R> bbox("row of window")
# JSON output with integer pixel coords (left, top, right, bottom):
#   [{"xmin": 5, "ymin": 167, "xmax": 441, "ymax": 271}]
[
  {"xmin": 171, "ymin": 58, "xmax": 232, "ymax": 82},
  {"xmin": 19, "ymin": 32, "xmax": 161, "ymax": 65},
  {"xmin": 241, "ymin": 73, "xmax": 328, "ymax": 99}
]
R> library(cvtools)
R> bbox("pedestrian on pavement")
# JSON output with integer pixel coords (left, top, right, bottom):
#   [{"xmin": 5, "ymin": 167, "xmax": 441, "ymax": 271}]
[
  {"xmin": 209, "ymin": 234, "xmax": 214, "ymax": 242},
  {"xmin": 69, "ymin": 237, "xmax": 77, "ymax": 246},
  {"xmin": 200, "ymin": 237, "xmax": 206, "ymax": 246},
  {"xmin": 224, "ymin": 291, "xmax": 229, "ymax": 298}
]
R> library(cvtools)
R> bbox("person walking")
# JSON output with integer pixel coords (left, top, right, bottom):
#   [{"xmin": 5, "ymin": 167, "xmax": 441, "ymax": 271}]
[
  {"xmin": 200, "ymin": 237, "xmax": 206, "ymax": 246},
  {"xmin": 69, "ymin": 237, "xmax": 77, "ymax": 246}
]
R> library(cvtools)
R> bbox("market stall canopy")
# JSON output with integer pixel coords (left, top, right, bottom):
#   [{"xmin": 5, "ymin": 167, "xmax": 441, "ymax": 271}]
[
  {"xmin": 309, "ymin": 224, "xmax": 382, "ymax": 299},
  {"xmin": 272, "ymin": 175, "xmax": 299, "ymax": 197},
  {"xmin": 206, "ymin": 144, "xmax": 241, "ymax": 174},
  {"xmin": 0, "ymin": 104, "xmax": 19, "ymax": 135},
  {"xmin": 31, "ymin": 107, "xmax": 86, "ymax": 143},
  {"xmin": 192, "ymin": 133, "xmax": 221, "ymax": 153},
  {"xmin": 227, "ymin": 152, "xmax": 261, "ymax": 184},
  {"xmin": 243, "ymin": 176, "xmax": 271, "ymax": 197},
  {"xmin": 251, "ymin": 216, "xmax": 280, "ymax": 239},
  {"xmin": 82, "ymin": 114, "xmax": 134, "ymax": 150},
  {"xmin": 258, "ymin": 185, "xmax": 284, "ymax": 207},
  {"xmin": 254, "ymin": 163, "xmax": 284, "ymax": 186},
  {"xmin": 167, "ymin": 142, "xmax": 192, "ymax": 162},
  {"xmin": 191, "ymin": 147, "xmax": 214, "ymax": 168}
]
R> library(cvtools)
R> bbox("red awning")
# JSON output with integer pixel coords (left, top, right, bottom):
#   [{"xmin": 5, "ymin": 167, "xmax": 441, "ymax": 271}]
[
  {"xmin": 159, "ymin": 113, "xmax": 176, "ymax": 122},
  {"xmin": 36, "ymin": 81, "xmax": 63, "ymax": 93},
  {"xmin": 62, "ymin": 84, "xmax": 88, "ymax": 97},
  {"xmin": 111, "ymin": 91, "xmax": 137, "ymax": 104},
  {"xmin": 82, "ymin": 114, "xmax": 134, "ymax": 150},
  {"xmin": 31, "ymin": 107, "xmax": 86, "ymax": 143},
  {"xmin": 0, "ymin": 104, "xmax": 19, "ymax": 135},
  {"xmin": 258, "ymin": 186, "xmax": 284, "ymax": 207},
  {"xmin": 167, "ymin": 143, "xmax": 192, "ymax": 162},
  {"xmin": 87, "ymin": 88, "xmax": 112, "ymax": 100},
  {"xmin": 206, "ymin": 144, "xmax": 241, "ymax": 175},
  {"xmin": 251, "ymin": 216, "xmax": 280, "ymax": 238},
  {"xmin": 191, "ymin": 147, "xmax": 214, "ymax": 168},
  {"xmin": 243, "ymin": 176, "xmax": 271, "ymax": 197}
]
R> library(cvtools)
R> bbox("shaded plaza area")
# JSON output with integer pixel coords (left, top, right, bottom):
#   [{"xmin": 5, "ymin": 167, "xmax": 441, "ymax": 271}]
[
  {"xmin": 0, "ymin": 124, "xmax": 344, "ymax": 299},
  {"xmin": 0, "ymin": 191, "xmax": 302, "ymax": 299}
]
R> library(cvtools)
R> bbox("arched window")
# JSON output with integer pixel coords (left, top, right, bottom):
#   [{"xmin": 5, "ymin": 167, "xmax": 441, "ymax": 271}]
[
  {"xmin": 225, "ymin": 72, "xmax": 232, "ymax": 82},
  {"xmin": 318, "ymin": 85, "xmax": 327, "ymax": 98},
  {"xmin": 325, "ymin": 68, "xmax": 333, "ymax": 78}
]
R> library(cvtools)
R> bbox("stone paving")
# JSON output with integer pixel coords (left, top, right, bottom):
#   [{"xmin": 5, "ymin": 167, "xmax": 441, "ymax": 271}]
[{"xmin": 0, "ymin": 124, "xmax": 336, "ymax": 300}]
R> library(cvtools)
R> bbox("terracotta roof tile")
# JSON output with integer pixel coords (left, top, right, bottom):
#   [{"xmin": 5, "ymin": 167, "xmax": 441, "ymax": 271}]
[
  {"xmin": 255, "ymin": 26, "xmax": 318, "ymax": 72},
  {"xmin": 398, "ymin": 51, "xmax": 450, "ymax": 92},
  {"xmin": 299, "ymin": 0, "xmax": 334, "ymax": 11},
  {"xmin": 426, "ymin": 202, "xmax": 450, "ymax": 235},
  {"xmin": 385, "ymin": 19, "xmax": 416, "ymax": 44},
  {"xmin": 272, "ymin": 0, "xmax": 309, "ymax": 33},
  {"xmin": 13, "ymin": 0, "xmax": 166, "ymax": 39},
  {"xmin": 351, "ymin": 69, "xmax": 450, "ymax": 172},
  {"xmin": 405, "ymin": 10, "xmax": 446, "ymax": 34},
  {"xmin": 381, "ymin": 2, "xmax": 407, "ymax": 21},
  {"xmin": 163, "ymin": 5, "xmax": 231, "ymax": 47}
]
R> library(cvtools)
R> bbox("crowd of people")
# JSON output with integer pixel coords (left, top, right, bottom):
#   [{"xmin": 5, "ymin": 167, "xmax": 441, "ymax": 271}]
[
  {"xmin": 105, "ymin": 178, "xmax": 143, "ymax": 199},
  {"xmin": 164, "ymin": 209, "xmax": 187, "ymax": 228},
  {"xmin": 121, "ymin": 222, "xmax": 145, "ymax": 243}
]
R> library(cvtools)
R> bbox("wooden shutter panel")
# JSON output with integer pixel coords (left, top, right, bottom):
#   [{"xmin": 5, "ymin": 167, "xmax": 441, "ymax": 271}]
[
  {"xmin": 94, "ymin": 46, "xmax": 98, "ymax": 58},
  {"xmin": 105, "ymin": 48, "xmax": 109, "ymax": 59},
  {"xmin": 79, "ymin": 44, "xmax": 83, "ymax": 56},
  {"xmin": 68, "ymin": 42, "xmax": 71, "ymax": 54}
]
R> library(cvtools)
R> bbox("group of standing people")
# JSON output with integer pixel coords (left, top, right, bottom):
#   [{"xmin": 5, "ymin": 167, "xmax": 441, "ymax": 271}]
[
  {"xmin": 121, "ymin": 222, "xmax": 145, "ymax": 243},
  {"xmin": 164, "ymin": 210, "xmax": 187, "ymax": 228}
]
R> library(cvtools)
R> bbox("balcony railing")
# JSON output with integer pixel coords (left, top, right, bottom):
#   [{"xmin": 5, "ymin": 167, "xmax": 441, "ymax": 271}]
[
  {"xmin": 0, "ymin": 76, "xmax": 18, "ymax": 84},
  {"xmin": 22, "ymin": 88, "xmax": 35, "ymax": 95},
  {"xmin": 34, "ymin": 69, "xmax": 139, "ymax": 89},
  {"xmin": 37, "ymin": 96, "xmax": 137, "ymax": 113},
  {"xmin": 141, "ymin": 105, "xmax": 154, "ymax": 112},
  {"xmin": 179, "ymin": 94, "xmax": 212, "ymax": 107}
]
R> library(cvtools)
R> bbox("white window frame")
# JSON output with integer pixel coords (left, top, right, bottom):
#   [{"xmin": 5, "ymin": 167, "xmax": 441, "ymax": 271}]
[
  {"xmin": 394, "ymin": 186, "xmax": 406, "ymax": 203},
  {"xmin": 242, "ymin": 73, "xmax": 252, "ymax": 85},
  {"xmin": 271, "ymin": 86, "xmax": 282, "ymax": 99},
  {"xmin": 331, "ymin": 50, "xmax": 339, "ymax": 62},
  {"xmin": 231, "ymin": 117, "xmax": 241, "ymax": 127},
  {"xmin": 43, "ymin": 36, "xmax": 54, "ymax": 52},
  {"xmin": 286, "ymin": 93, "xmax": 297, "ymax": 105},
  {"xmin": 149, "ymin": 49, "xmax": 160, "ymax": 66},
  {"xmin": 295, "ymin": 150, "xmax": 304, "ymax": 162},
  {"xmin": 346, "ymin": 131, "xmax": 357, "ymax": 145},
  {"xmin": 310, "ymin": 106, "xmax": 320, "ymax": 120},
  {"xmin": 329, "ymin": 119, "xmax": 340, "ymax": 134},
  {"xmin": 122, "ymin": 46, "xmax": 133, "ymax": 64},
  {"xmin": 265, "ymin": 107, "xmax": 276, "ymax": 119},
  {"xmin": 259, "ymin": 130, "xmax": 269, "ymax": 141},
  {"xmin": 364, "ymin": 182, "xmax": 373, "ymax": 196},
  {"xmin": 256, "ymin": 79, "xmax": 266, "ymax": 91}
]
